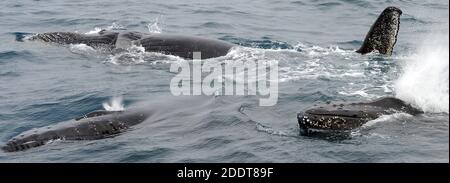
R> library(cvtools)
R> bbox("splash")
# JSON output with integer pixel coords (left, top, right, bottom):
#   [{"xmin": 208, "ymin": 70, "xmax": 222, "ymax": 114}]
[
  {"xmin": 107, "ymin": 22, "xmax": 126, "ymax": 30},
  {"xmin": 293, "ymin": 42, "xmax": 355, "ymax": 57},
  {"xmin": 147, "ymin": 17, "xmax": 163, "ymax": 33},
  {"xmin": 84, "ymin": 22, "xmax": 126, "ymax": 34},
  {"xmin": 103, "ymin": 97, "xmax": 125, "ymax": 111},
  {"xmin": 106, "ymin": 45, "xmax": 183, "ymax": 65},
  {"xmin": 107, "ymin": 45, "xmax": 147, "ymax": 65},
  {"xmin": 84, "ymin": 27, "xmax": 103, "ymax": 35},
  {"xmin": 394, "ymin": 32, "xmax": 449, "ymax": 113}
]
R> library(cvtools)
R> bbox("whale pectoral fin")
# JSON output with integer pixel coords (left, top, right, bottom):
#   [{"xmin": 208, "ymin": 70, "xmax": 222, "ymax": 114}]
[{"xmin": 357, "ymin": 7, "xmax": 402, "ymax": 55}]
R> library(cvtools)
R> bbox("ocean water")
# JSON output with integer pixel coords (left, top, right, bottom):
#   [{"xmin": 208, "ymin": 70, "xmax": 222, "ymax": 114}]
[{"xmin": 0, "ymin": 0, "xmax": 448, "ymax": 162}]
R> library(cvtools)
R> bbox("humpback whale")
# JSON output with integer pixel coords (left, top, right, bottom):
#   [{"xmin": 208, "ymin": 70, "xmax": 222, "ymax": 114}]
[
  {"xmin": 28, "ymin": 7, "xmax": 401, "ymax": 59},
  {"xmin": 297, "ymin": 97, "xmax": 423, "ymax": 136},
  {"xmin": 2, "ymin": 96, "xmax": 214, "ymax": 152},
  {"xmin": 30, "ymin": 31, "xmax": 234, "ymax": 59},
  {"xmin": 1, "ymin": 109, "xmax": 150, "ymax": 152}
]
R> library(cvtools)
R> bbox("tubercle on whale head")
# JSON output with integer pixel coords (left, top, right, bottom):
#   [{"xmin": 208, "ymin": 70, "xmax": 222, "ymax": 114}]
[
  {"xmin": 297, "ymin": 97, "xmax": 421, "ymax": 136},
  {"xmin": 297, "ymin": 110, "xmax": 368, "ymax": 136},
  {"xmin": 357, "ymin": 6, "xmax": 403, "ymax": 56},
  {"xmin": 382, "ymin": 6, "xmax": 403, "ymax": 15}
]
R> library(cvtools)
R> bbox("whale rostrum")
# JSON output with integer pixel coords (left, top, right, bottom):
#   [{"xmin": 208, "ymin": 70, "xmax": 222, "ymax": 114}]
[{"xmin": 297, "ymin": 97, "xmax": 423, "ymax": 136}]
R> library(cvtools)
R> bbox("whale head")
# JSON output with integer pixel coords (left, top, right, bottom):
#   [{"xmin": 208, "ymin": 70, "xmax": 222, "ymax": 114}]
[
  {"xmin": 357, "ymin": 7, "xmax": 402, "ymax": 56},
  {"xmin": 297, "ymin": 97, "xmax": 422, "ymax": 136}
]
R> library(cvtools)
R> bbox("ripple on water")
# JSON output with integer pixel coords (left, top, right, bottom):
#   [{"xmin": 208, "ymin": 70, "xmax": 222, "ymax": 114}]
[
  {"xmin": 0, "ymin": 50, "xmax": 34, "ymax": 61},
  {"xmin": 118, "ymin": 148, "xmax": 174, "ymax": 162}
]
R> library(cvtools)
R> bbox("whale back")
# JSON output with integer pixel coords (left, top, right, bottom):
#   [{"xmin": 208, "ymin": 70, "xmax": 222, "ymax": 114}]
[
  {"xmin": 137, "ymin": 33, "xmax": 234, "ymax": 59},
  {"xmin": 357, "ymin": 7, "xmax": 402, "ymax": 55},
  {"xmin": 1, "ymin": 110, "xmax": 149, "ymax": 152},
  {"xmin": 30, "ymin": 31, "xmax": 119, "ymax": 49}
]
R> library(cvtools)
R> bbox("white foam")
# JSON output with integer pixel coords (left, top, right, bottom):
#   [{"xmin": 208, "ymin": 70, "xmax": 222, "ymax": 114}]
[
  {"xmin": 362, "ymin": 113, "xmax": 413, "ymax": 129},
  {"xmin": 293, "ymin": 42, "xmax": 356, "ymax": 57},
  {"xmin": 338, "ymin": 90, "xmax": 371, "ymax": 98},
  {"xmin": 84, "ymin": 22, "xmax": 126, "ymax": 35},
  {"xmin": 69, "ymin": 44, "xmax": 97, "ymax": 54},
  {"xmin": 394, "ymin": 32, "xmax": 449, "ymax": 114},
  {"xmin": 255, "ymin": 123, "xmax": 288, "ymax": 136},
  {"xmin": 106, "ymin": 45, "xmax": 183, "ymax": 65},
  {"xmin": 84, "ymin": 27, "xmax": 104, "ymax": 35},
  {"xmin": 107, "ymin": 22, "xmax": 126, "ymax": 30}
]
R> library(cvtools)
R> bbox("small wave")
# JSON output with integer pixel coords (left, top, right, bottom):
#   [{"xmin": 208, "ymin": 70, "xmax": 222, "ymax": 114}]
[
  {"xmin": 11, "ymin": 32, "xmax": 34, "ymax": 42},
  {"xmin": 340, "ymin": 0, "xmax": 373, "ymax": 8},
  {"xmin": 338, "ymin": 90, "xmax": 371, "ymax": 98},
  {"xmin": 255, "ymin": 123, "xmax": 289, "ymax": 136},
  {"xmin": 0, "ymin": 50, "xmax": 34, "ymax": 62},
  {"xmin": 0, "ymin": 71, "xmax": 20, "ymax": 77},
  {"xmin": 291, "ymin": 1, "xmax": 307, "ymax": 6},
  {"xmin": 402, "ymin": 16, "xmax": 430, "ymax": 25},
  {"xmin": 41, "ymin": 18, "xmax": 105, "ymax": 27},
  {"xmin": 200, "ymin": 22, "xmax": 233, "ymax": 29},
  {"xmin": 317, "ymin": 2, "xmax": 342, "ymax": 10},
  {"xmin": 294, "ymin": 42, "xmax": 355, "ymax": 57},
  {"xmin": 192, "ymin": 10, "xmax": 222, "ymax": 14},
  {"xmin": 220, "ymin": 36, "xmax": 293, "ymax": 50}
]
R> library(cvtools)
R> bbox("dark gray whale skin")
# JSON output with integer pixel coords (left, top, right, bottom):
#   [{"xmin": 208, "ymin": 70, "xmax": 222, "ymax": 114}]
[
  {"xmin": 1, "ymin": 109, "xmax": 151, "ymax": 152},
  {"xmin": 30, "ymin": 31, "xmax": 234, "ymax": 59},
  {"xmin": 356, "ymin": 6, "xmax": 402, "ymax": 56},
  {"xmin": 297, "ymin": 97, "xmax": 423, "ymax": 135}
]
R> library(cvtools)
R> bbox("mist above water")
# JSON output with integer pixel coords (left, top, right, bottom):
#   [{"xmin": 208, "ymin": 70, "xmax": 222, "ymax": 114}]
[{"xmin": 395, "ymin": 31, "xmax": 449, "ymax": 113}]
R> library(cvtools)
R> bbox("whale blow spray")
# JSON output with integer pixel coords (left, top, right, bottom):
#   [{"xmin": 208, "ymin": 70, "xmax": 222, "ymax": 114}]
[{"xmin": 395, "ymin": 32, "xmax": 449, "ymax": 113}]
